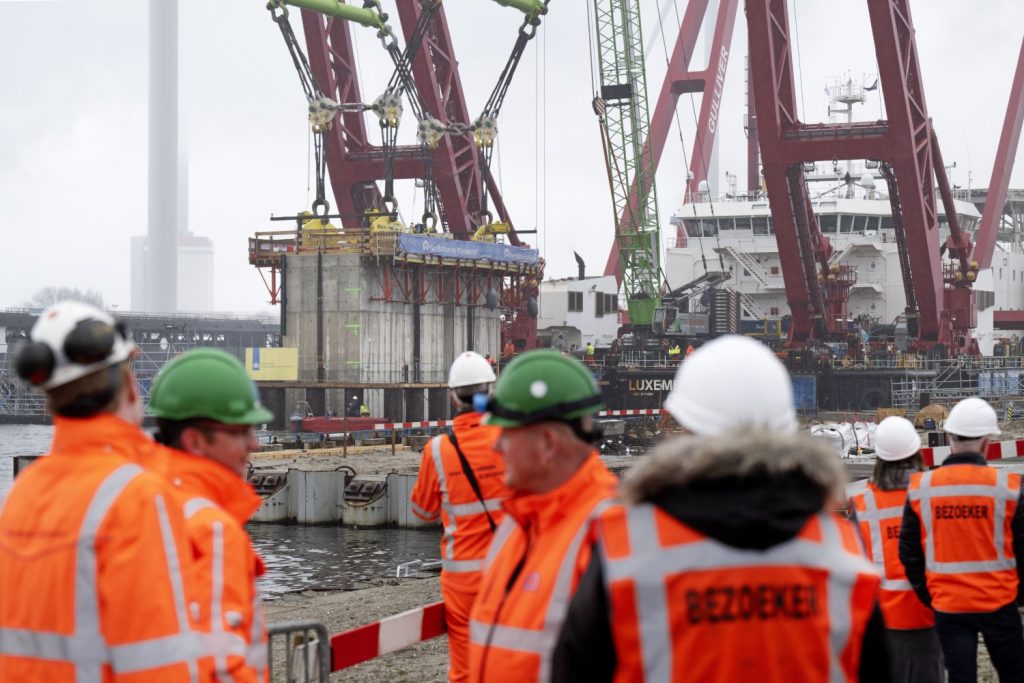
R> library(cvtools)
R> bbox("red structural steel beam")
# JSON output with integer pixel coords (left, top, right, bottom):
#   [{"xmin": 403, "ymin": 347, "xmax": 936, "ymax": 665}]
[
  {"xmin": 866, "ymin": 0, "xmax": 957, "ymax": 346},
  {"xmin": 394, "ymin": 0, "xmax": 518, "ymax": 243},
  {"xmin": 746, "ymin": 0, "xmax": 833, "ymax": 341},
  {"xmin": 301, "ymin": 12, "xmax": 385, "ymax": 227},
  {"xmin": 603, "ymin": 0, "xmax": 740, "ymax": 281},
  {"xmin": 299, "ymin": 3, "xmax": 514, "ymax": 239},
  {"xmin": 975, "ymin": 35, "xmax": 1024, "ymax": 271},
  {"xmin": 747, "ymin": 0, "xmax": 959, "ymax": 347}
]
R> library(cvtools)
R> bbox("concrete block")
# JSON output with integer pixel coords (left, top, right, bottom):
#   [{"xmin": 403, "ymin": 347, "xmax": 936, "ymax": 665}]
[
  {"xmin": 294, "ymin": 469, "xmax": 344, "ymax": 524},
  {"xmin": 388, "ymin": 473, "xmax": 437, "ymax": 528},
  {"xmin": 251, "ymin": 484, "xmax": 290, "ymax": 523}
]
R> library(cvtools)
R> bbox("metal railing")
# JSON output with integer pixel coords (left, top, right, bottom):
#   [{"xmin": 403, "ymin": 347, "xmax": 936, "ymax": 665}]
[
  {"xmin": 888, "ymin": 355, "xmax": 1024, "ymax": 410},
  {"xmin": 268, "ymin": 621, "xmax": 331, "ymax": 683}
]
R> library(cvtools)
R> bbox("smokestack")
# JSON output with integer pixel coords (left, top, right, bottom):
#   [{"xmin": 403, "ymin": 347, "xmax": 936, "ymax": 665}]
[
  {"xmin": 147, "ymin": 0, "xmax": 179, "ymax": 313},
  {"xmin": 574, "ymin": 252, "xmax": 586, "ymax": 280}
]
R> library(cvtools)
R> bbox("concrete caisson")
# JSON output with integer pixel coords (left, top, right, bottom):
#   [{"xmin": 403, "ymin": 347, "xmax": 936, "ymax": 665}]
[{"xmin": 281, "ymin": 252, "xmax": 502, "ymax": 421}]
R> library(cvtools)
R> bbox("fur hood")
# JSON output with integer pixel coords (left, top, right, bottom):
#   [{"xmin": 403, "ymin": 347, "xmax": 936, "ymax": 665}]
[{"xmin": 620, "ymin": 430, "xmax": 847, "ymax": 506}]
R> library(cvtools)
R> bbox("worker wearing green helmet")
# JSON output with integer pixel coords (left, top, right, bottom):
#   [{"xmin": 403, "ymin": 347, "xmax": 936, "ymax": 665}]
[
  {"xmin": 467, "ymin": 350, "xmax": 617, "ymax": 681},
  {"xmin": 149, "ymin": 348, "xmax": 274, "ymax": 680}
]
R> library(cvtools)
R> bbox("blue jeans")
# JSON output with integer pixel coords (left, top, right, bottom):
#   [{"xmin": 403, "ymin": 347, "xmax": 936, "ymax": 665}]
[{"xmin": 934, "ymin": 604, "xmax": 1024, "ymax": 683}]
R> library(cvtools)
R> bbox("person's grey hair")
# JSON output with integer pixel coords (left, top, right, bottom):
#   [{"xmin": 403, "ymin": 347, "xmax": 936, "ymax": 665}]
[{"xmin": 948, "ymin": 434, "xmax": 987, "ymax": 453}]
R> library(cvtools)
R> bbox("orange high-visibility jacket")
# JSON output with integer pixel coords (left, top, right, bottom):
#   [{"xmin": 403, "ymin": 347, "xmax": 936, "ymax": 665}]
[
  {"xmin": 596, "ymin": 504, "xmax": 880, "ymax": 683},
  {"xmin": 410, "ymin": 412, "xmax": 511, "ymax": 581},
  {"xmin": 906, "ymin": 464, "xmax": 1021, "ymax": 612},
  {"xmin": 851, "ymin": 483, "xmax": 935, "ymax": 629},
  {"xmin": 411, "ymin": 412, "xmax": 511, "ymax": 683},
  {"xmin": 467, "ymin": 453, "xmax": 616, "ymax": 683},
  {"xmin": 0, "ymin": 414, "xmax": 203, "ymax": 682},
  {"xmin": 167, "ymin": 449, "xmax": 267, "ymax": 683}
]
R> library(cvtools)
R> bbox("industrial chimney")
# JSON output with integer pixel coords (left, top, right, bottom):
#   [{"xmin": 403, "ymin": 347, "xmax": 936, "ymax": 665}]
[{"xmin": 147, "ymin": 0, "xmax": 179, "ymax": 313}]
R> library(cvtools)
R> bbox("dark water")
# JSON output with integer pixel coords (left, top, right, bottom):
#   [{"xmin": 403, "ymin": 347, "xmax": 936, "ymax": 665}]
[{"xmin": 0, "ymin": 424, "xmax": 440, "ymax": 596}]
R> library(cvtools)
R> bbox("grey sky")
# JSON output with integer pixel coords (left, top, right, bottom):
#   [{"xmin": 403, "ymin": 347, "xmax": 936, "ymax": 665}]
[{"xmin": 1, "ymin": 0, "xmax": 1021, "ymax": 313}]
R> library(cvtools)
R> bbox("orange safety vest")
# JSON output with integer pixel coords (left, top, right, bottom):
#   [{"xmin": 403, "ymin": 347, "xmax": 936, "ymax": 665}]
[
  {"xmin": 411, "ymin": 413, "xmax": 512, "ymax": 683},
  {"xmin": 467, "ymin": 453, "xmax": 617, "ymax": 683},
  {"xmin": 597, "ymin": 505, "xmax": 879, "ymax": 683},
  {"xmin": 167, "ymin": 449, "xmax": 268, "ymax": 682},
  {"xmin": 907, "ymin": 464, "xmax": 1021, "ymax": 613},
  {"xmin": 0, "ymin": 414, "xmax": 203, "ymax": 681},
  {"xmin": 410, "ymin": 412, "xmax": 511, "ymax": 580},
  {"xmin": 850, "ymin": 483, "xmax": 934, "ymax": 629}
]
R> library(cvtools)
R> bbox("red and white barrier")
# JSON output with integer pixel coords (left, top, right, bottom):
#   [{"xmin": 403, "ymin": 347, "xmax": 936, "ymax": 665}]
[
  {"xmin": 373, "ymin": 420, "xmax": 453, "ymax": 430},
  {"xmin": 374, "ymin": 410, "xmax": 663, "ymax": 430},
  {"xmin": 330, "ymin": 601, "xmax": 447, "ymax": 671},
  {"xmin": 597, "ymin": 409, "xmax": 665, "ymax": 417},
  {"xmin": 921, "ymin": 438, "xmax": 1024, "ymax": 467}
]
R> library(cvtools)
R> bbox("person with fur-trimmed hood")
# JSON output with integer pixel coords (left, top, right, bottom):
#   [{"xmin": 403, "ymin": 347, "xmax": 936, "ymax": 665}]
[{"xmin": 552, "ymin": 335, "xmax": 891, "ymax": 682}]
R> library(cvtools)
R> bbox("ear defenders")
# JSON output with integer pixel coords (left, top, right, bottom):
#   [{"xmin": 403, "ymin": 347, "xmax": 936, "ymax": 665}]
[{"xmin": 16, "ymin": 319, "xmax": 125, "ymax": 387}]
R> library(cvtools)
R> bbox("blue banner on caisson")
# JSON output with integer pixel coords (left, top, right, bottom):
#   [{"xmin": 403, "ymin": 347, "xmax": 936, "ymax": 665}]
[{"xmin": 397, "ymin": 234, "xmax": 540, "ymax": 265}]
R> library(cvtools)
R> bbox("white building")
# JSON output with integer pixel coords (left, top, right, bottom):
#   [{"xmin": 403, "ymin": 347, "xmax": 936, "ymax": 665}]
[
  {"xmin": 131, "ymin": 232, "xmax": 215, "ymax": 312},
  {"xmin": 537, "ymin": 275, "xmax": 620, "ymax": 350}
]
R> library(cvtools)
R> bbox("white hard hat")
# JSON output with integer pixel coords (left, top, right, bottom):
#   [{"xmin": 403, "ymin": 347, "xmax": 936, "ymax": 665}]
[
  {"xmin": 944, "ymin": 397, "xmax": 1000, "ymax": 438},
  {"xmin": 15, "ymin": 301, "xmax": 135, "ymax": 390},
  {"xmin": 663, "ymin": 335, "xmax": 797, "ymax": 436},
  {"xmin": 448, "ymin": 351, "xmax": 497, "ymax": 389},
  {"xmin": 874, "ymin": 416, "xmax": 920, "ymax": 461}
]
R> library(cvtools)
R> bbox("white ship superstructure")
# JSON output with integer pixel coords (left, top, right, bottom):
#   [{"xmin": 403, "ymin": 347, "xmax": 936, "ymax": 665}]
[{"xmin": 665, "ymin": 182, "xmax": 1024, "ymax": 354}]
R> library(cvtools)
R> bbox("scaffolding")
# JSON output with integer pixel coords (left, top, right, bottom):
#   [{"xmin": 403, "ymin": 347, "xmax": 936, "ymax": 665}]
[{"xmin": 889, "ymin": 355, "xmax": 1024, "ymax": 413}]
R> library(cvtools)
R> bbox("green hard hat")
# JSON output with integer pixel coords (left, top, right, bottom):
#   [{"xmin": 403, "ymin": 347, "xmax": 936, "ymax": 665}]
[
  {"xmin": 485, "ymin": 349, "xmax": 603, "ymax": 428},
  {"xmin": 149, "ymin": 348, "xmax": 274, "ymax": 425}
]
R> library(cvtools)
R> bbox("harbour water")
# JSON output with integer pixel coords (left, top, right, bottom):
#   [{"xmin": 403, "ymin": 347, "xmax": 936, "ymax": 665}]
[{"xmin": 0, "ymin": 424, "xmax": 439, "ymax": 597}]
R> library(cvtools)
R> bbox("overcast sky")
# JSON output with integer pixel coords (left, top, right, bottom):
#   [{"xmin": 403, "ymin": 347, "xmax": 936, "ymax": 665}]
[{"xmin": 1, "ymin": 0, "xmax": 1022, "ymax": 314}]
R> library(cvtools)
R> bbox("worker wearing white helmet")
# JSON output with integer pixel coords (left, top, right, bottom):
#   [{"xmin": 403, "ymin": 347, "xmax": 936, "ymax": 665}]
[
  {"xmin": 900, "ymin": 397, "xmax": 1024, "ymax": 683},
  {"xmin": 555, "ymin": 335, "xmax": 890, "ymax": 682},
  {"xmin": 409, "ymin": 351, "xmax": 511, "ymax": 683},
  {"xmin": 849, "ymin": 417, "xmax": 942, "ymax": 683},
  {"xmin": 0, "ymin": 301, "xmax": 206, "ymax": 680}
]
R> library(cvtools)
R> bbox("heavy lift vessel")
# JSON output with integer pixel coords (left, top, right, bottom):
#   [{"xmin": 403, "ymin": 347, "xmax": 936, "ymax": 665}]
[
  {"xmin": 250, "ymin": 0, "xmax": 1024, "ymax": 417},
  {"xmin": 590, "ymin": 0, "xmax": 1024, "ymax": 412}
]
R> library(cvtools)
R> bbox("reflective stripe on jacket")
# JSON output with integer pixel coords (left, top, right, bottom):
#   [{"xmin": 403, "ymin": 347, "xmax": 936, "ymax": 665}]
[
  {"xmin": 169, "ymin": 450, "xmax": 267, "ymax": 683},
  {"xmin": 907, "ymin": 464, "xmax": 1021, "ymax": 612},
  {"xmin": 467, "ymin": 453, "xmax": 617, "ymax": 683},
  {"xmin": 597, "ymin": 505, "xmax": 879, "ymax": 683},
  {"xmin": 410, "ymin": 413, "xmax": 510, "ymax": 577},
  {"xmin": 0, "ymin": 414, "xmax": 202, "ymax": 681},
  {"xmin": 850, "ymin": 483, "xmax": 934, "ymax": 629}
]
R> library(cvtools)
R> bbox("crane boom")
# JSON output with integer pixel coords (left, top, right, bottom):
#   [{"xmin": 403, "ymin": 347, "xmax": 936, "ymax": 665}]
[
  {"xmin": 975, "ymin": 35, "xmax": 1024, "ymax": 271},
  {"xmin": 593, "ymin": 0, "xmax": 662, "ymax": 326}
]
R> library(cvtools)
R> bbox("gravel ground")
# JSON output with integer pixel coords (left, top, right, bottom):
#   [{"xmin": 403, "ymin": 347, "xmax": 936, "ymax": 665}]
[
  {"xmin": 265, "ymin": 577, "xmax": 448, "ymax": 682},
  {"xmin": 263, "ymin": 576, "xmax": 1012, "ymax": 682}
]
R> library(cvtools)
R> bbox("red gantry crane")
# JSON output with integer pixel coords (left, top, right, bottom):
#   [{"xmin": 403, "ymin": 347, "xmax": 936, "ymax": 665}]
[
  {"xmin": 260, "ymin": 0, "xmax": 549, "ymax": 351},
  {"xmin": 747, "ymin": 0, "xmax": 983, "ymax": 355}
]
